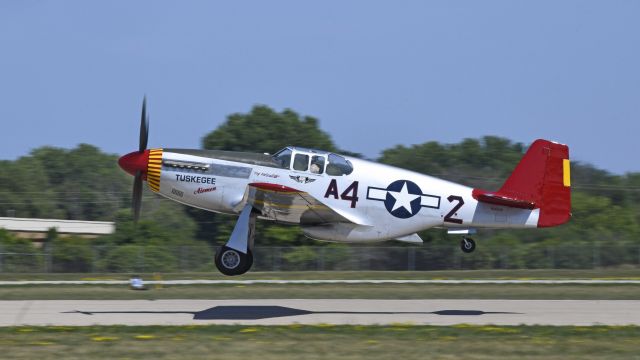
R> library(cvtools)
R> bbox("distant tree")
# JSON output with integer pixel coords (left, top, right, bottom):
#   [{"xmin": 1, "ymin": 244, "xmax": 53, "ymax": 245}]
[
  {"xmin": 624, "ymin": 173, "xmax": 640, "ymax": 217},
  {"xmin": 379, "ymin": 136, "xmax": 525, "ymax": 190},
  {"xmin": 30, "ymin": 144, "xmax": 131, "ymax": 220},
  {"xmin": 0, "ymin": 156, "xmax": 60, "ymax": 218},
  {"xmin": 202, "ymin": 105, "xmax": 337, "ymax": 154},
  {"xmin": 51, "ymin": 236, "xmax": 93, "ymax": 272},
  {"xmin": 0, "ymin": 144, "xmax": 130, "ymax": 221},
  {"xmin": 104, "ymin": 197, "xmax": 199, "ymax": 247},
  {"xmin": 0, "ymin": 229, "xmax": 42, "ymax": 272}
]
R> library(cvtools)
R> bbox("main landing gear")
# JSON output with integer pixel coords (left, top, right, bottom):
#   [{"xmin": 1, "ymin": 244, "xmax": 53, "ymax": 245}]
[
  {"xmin": 460, "ymin": 237, "xmax": 476, "ymax": 253},
  {"xmin": 215, "ymin": 246, "xmax": 253, "ymax": 276},
  {"xmin": 214, "ymin": 204, "xmax": 256, "ymax": 276}
]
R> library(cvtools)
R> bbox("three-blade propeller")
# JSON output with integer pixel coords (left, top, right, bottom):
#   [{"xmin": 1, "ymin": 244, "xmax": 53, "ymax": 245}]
[{"xmin": 132, "ymin": 97, "xmax": 149, "ymax": 223}]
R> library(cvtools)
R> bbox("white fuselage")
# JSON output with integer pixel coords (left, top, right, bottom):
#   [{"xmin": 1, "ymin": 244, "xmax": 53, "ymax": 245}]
[{"xmin": 152, "ymin": 150, "xmax": 538, "ymax": 242}]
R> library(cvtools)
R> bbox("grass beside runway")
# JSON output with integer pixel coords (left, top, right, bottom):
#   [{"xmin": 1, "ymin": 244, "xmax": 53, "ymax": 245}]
[
  {"xmin": 1, "ymin": 325, "xmax": 639, "ymax": 360},
  {"xmin": 1, "ymin": 283, "xmax": 639, "ymax": 300},
  {"xmin": 0, "ymin": 269, "xmax": 639, "ymax": 281},
  {"xmin": 2, "ymin": 270, "xmax": 638, "ymax": 300}
]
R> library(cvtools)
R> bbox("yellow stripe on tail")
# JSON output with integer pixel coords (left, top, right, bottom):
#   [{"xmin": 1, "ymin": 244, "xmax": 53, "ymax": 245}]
[{"xmin": 563, "ymin": 159, "xmax": 571, "ymax": 187}]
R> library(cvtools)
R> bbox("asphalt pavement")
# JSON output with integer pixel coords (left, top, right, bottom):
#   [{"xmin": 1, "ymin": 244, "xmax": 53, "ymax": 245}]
[{"xmin": 2, "ymin": 299, "xmax": 639, "ymax": 326}]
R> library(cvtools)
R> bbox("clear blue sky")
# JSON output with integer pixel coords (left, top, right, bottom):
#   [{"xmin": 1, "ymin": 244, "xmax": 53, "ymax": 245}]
[{"xmin": 1, "ymin": 1, "xmax": 638, "ymax": 174}]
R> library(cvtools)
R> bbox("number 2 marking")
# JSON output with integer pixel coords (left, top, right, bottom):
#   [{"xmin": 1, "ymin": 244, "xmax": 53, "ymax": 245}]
[
  {"xmin": 444, "ymin": 195, "xmax": 464, "ymax": 224},
  {"xmin": 324, "ymin": 179, "xmax": 359, "ymax": 208}
]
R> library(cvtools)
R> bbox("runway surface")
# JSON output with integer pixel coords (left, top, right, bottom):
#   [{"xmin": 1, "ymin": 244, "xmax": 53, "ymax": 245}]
[
  {"xmin": 2, "ymin": 299, "xmax": 639, "ymax": 326},
  {"xmin": 2, "ymin": 279, "xmax": 639, "ymax": 285}
]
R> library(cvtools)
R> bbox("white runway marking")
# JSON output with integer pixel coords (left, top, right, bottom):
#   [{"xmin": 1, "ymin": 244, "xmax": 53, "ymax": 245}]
[
  {"xmin": 1, "ymin": 299, "xmax": 639, "ymax": 326},
  {"xmin": 1, "ymin": 279, "xmax": 640, "ymax": 285}
]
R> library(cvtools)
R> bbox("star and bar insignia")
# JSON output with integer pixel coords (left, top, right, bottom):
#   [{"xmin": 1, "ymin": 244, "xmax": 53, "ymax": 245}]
[{"xmin": 367, "ymin": 179, "xmax": 440, "ymax": 218}]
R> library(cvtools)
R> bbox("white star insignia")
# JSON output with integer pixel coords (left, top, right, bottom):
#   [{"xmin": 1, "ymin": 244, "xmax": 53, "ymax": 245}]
[{"xmin": 389, "ymin": 181, "xmax": 420, "ymax": 213}]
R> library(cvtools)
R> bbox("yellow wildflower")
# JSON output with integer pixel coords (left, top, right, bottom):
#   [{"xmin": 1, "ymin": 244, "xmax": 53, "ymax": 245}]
[{"xmin": 91, "ymin": 336, "xmax": 118, "ymax": 342}]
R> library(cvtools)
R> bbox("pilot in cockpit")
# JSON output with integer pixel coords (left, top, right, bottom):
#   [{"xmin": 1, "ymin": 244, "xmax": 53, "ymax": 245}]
[{"xmin": 310, "ymin": 156, "xmax": 324, "ymax": 174}]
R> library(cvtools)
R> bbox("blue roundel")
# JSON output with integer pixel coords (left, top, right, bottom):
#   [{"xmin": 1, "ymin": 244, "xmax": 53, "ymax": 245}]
[{"xmin": 383, "ymin": 180, "xmax": 423, "ymax": 218}]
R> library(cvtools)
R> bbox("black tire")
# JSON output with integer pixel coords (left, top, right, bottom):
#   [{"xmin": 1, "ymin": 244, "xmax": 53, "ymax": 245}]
[
  {"xmin": 460, "ymin": 237, "xmax": 476, "ymax": 253},
  {"xmin": 215, "ymin": 246, "xmax": 253, "ymax": 276},
  {"xmin": 244, "ymin": 251, "xmax": 254, "ymax": 273}
]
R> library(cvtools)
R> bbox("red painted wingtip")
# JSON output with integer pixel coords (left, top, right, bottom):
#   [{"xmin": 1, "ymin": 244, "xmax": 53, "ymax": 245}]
[{"xmin": 118, "ymin": 150, "xmax": 150, "ymax": 177}]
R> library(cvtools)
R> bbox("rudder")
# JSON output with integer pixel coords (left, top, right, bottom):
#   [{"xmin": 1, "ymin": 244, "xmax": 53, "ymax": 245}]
[{"xmin": 497, "ymin": 139, "xmax": 571, "ymax": 227}]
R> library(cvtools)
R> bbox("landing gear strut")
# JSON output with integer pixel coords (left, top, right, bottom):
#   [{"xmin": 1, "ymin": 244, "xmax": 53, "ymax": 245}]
[
  {"xmin": 214, "ymin": 204, "xmax": 256, "ymax": 276},
  {"xmin": 460, "ymin": 237, "xmax": 476, "ymax": 253}
]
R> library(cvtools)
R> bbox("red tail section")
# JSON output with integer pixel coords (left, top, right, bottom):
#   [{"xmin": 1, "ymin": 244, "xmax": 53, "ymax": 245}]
[{"xmin": 472, "ymin": 139, "xmax": 571, "ymax": 227}]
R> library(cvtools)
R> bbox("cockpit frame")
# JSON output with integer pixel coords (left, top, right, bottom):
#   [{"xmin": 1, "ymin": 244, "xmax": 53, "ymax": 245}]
[{"xmin": 272, "ymin": 147, "xmax": 353, "ymax": 176}]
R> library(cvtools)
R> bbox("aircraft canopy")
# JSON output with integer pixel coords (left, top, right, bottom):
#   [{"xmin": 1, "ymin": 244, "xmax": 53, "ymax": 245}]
[{"xmin": 273, "ymin": 147, "xmax": 354, "ymax": 176}]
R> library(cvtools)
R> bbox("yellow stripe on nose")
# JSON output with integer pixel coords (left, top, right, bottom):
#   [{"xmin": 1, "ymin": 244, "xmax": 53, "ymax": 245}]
[
  {"xmin": 563, "ymin": 159, "xmax": 571, "ymax": 187},
  {"xmin": 147, "ymin": 148, "xmax": 163, "ymax": 192}
]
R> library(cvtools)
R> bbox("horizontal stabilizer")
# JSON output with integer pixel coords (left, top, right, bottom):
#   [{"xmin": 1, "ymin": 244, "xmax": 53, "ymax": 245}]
[{"xmin": 472, "ymin": 189, "xmax": 536, "ymax": 209}]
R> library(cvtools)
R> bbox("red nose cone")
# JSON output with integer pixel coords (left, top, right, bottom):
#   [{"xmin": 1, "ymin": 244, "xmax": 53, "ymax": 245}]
[{"xmin": 118, "ymin": 150, "xmax": 150, "ymax": 176}]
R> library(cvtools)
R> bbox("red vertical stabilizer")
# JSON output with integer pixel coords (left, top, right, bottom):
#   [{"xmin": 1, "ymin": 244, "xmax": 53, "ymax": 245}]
[{"xmin": 472, "ymin": 139, "xmax": 571, "ymax": 227}]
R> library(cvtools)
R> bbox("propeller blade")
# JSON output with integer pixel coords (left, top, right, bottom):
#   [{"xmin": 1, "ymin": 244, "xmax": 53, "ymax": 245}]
[
  {"xmin": 132, "ymin": 171, "xmax": 143, "ymax": 222},
  {"xmin": 139, "ymin": 96, "xmax": 149, "ymax": 152}
]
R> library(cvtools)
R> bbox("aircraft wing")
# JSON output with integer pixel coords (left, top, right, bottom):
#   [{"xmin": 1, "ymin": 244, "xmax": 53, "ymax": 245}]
[{"xmin": 242, "ymin": 182, "xmax": 358, "ymax": 225}]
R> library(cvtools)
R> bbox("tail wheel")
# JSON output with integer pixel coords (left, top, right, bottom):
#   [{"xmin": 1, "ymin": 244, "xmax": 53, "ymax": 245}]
[
  {"xmin": 215, "ymin": 246, "xmax": 253, "ymax": 276},
  {"xmin": 460, "ymin": 237, "xmax": 476, "ymax": 253}
]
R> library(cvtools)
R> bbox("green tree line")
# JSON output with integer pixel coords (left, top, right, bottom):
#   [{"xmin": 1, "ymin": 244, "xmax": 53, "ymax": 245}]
[{"xmin": 1, "ymin": 105, "xmax": 639, "ymax": 271}]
